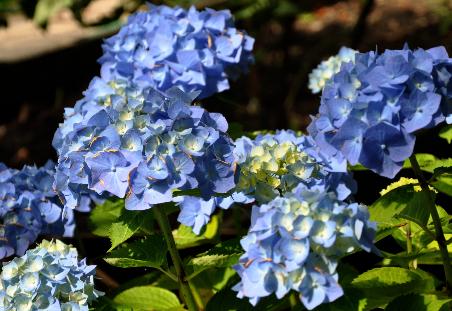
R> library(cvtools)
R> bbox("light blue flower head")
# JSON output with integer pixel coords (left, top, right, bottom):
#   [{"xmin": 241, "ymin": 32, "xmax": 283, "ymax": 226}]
[
  {"xmin": 99, "ymin": 4, "xmax": 255, "ymax": 99},
  {"xmin": 0, "ymin": 240, "xmax": 102, "ymax": 310},
  {"xmin": 53, "ymin": 77, "xmax": 236, "ymax": 214},
  {"xmin": 309, "ymin": 45, "xmax": 452, "ymax": 178},
  {"xmin": 233, "ymin": 186, "xmax": 376, "ymax": 309},
  {"xmin": 0, "ymin": 162, "xmax": 75, "ymax": 259}
]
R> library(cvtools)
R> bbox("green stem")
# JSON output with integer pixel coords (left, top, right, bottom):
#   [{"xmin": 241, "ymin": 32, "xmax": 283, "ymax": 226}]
[
  {"xmin": 157, "ymin": 267, "xmax": 178, "ymax": 283},
  {"xmin": 189, "ymin": 280, "xmax": 205, "ymax": 311},
  {"xmin": 289, "ymin": 292, "xmax": 299, "ymax": 308},
  {"xmin": 153, "ymin": 205, "xmax": 198, "ymax": 311},
  {"xmin": 406, "ymin": 222, "xmax": 413, "ymax": 255},
  {"xmin": 409, "ymin": 155, "xmax": 452, "ymax": 290},
  {"xmin": 405, "ymin": 222, "xmax": 416, "ymax": 269}
]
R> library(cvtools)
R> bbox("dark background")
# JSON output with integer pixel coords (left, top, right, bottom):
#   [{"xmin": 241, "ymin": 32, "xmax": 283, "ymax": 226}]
[{"xmin": 1, "ymin": 0, "xmax": 451, "ymax": 170}]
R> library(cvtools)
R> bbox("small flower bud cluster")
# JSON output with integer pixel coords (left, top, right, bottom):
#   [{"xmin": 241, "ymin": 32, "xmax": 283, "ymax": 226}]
[{"xmin": 0, "ymin": 240, "xmax": 102, "ymax": 310}]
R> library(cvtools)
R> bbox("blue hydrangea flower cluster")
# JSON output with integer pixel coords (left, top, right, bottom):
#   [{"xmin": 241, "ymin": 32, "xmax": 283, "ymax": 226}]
[
  {"xmin": 53, "ymin": 77, "xmax": 236, "ymax": 211},
  {"xmin": 177, "ymin": 130, "xmax": 357, "ymax": 234},
  {"xmin": 233, "ymin": 186, "xmax": 376, "ymax": 310},
  {"xmin": 308, "ymin": 45, "xmax": 452, "ymax": 178},
  {"xmin": 99, "ymin": 4, "xmax": 255, "ymax": 99},
  {"xmin": 0, "ymin": 239, "xmax": 102, "ymax": 310},
  {"xmin": 308, "ymin": 47, "xmax": 357, "ymax": 94},
  {"xmin": 0, "ymin": 161, "xmax": 74, "ymax": 260}
]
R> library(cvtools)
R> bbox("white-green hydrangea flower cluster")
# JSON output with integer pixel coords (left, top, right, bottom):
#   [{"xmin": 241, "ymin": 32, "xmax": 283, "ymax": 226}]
[
  {"xmin": 308, "ymin": 47, "xmax": 357, "ymax": 94},
  {"xmin": 232, "ymin": 131, "xmax": 356, "ymax": 204},
  {"xmin": 0, "ymin": 240, "xmax": 102, "ymax": 311},
  {"xmin": 237, "ymin": 140, "xmax": 320, "ymax": 200}
]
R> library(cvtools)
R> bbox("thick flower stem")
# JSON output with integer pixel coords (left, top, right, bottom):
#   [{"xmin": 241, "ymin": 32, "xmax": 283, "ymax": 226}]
[
  {"xmin": 409, "ymin": 155, "xmax": 452, "ymax": 290},
  {"xmin": 154, "ymin": 205, "xmax": 198, "ymax": 311}
]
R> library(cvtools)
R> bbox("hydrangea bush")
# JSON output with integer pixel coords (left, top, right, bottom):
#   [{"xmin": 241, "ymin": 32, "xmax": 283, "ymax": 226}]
[{"xmin": 2, "ymin": 3, "xmax": 452, "ymax": 311}]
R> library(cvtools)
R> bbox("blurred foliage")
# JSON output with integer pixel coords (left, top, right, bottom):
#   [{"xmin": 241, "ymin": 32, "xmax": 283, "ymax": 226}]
[
  {"xmin": 430, "ymin": 0, "xmax": 452, "ymax": 34},
  {"xmin": 0, "ymin": 0, "xmax": 340, "ymax": 29},
  {"xmin": 0, "ymin": 0, "xmax": 142, "ymax": 28}
]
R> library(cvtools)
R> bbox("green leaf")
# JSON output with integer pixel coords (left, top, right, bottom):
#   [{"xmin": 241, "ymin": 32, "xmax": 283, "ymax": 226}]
[
  {"xmin": 109, "ymin": 210, "xmax": 153, "ymax": 251},
  {"xmin": 90, "ymin": 296, "xmax": 118, "ymax": 311},
  {"xmin": 228, "ymin": 122, "xmax": 245, "ymax": 140},
  {"xmin": 432, "ymin": 175, "xmax": 452, "ymax": 197},
  {"xmin": 111, "ymin": 272, "xmax": 162, "ymax": 296},
  {"xmin": 189, "ymin": 251, "xmax": 240, "ymax": 270},
  {"xmin": 385, "ymin": 293, "xmax": 452, "ymax": 311},
  {"xmin": 395, "ymin": 190, "xmax": 431, "ymax": 227},
  {"xmin": 206, "ymin": 286, "xmax": 286, "ymax": 311},
  {"xmin": 173, "ymin": 214, "xmax": 219, "ymax": 249},
  {"xmin": 113, "ymin": 286, "xmax": 183, "ymax": 311},
  {"xmin": 34, "ymin": 0, "xmax": 73, "ymax": 27},
  {"xmin": 89, "ymin": 199, "xmax": 124, "ymax": 237},
  {"xmin": 389, "ymin": 205, "xmax": 450, "ymax": 253},
  {"xmin": 349, "ymin": 163, "xmax": 368, "ymax": 171},
  {"xmin": 375, "ymin": 226, "xmax": 399, "ymax": 242},
  {"xmin": 315, "ymin": 288, "xmax": 367, "ymax": 311},
  {"xmin": 431, "ymin": 167, "xmax": 452, "ymax": 180},
  {"xmin": 337, "ymin": 262, "xmax": 360, "ymax": 286},
  {"xmin": 352, "ymin": 154, "xmax": 452, "ymax": 173},
  {"xmin": 403, "ymin": 154, "xmax": 452, "ymax": 173},
  {"xmin": 382, "ymin": 249, "xmax": 452, "ymax": 266},
  {"xmin": 151, "ymin": 273, "xmax": 178, "ymax": 291},
  {"xmin": 186, "ymin": 239, "xmax": 242, "ymax": 282},
  {"xmin": 189, "ymin": 239, "xmax": 243, "ymax": 270},
  {"xmin": 351, "ymin": 267, "xmax": 436, "ymax": 294},
  {"xmin": 439, "ymin": 124, "xmax": 452, "ymax": 144},
  {"xmin": 172, "ymin": 188, "xmax": 202, "ymax": 198},
  {"xmin": 351, "ymin": 267, "xmax": 436, "ymax": 310},
  {"xmin": 191, "ymin": 267, "xmax": 237, "ymax": 292},
  {"xmin": 369, "ymin": 185, "xmax": 414, "ymax": 229},
  {"xmin": 104, "ymin": 235, "xmax": 167, "ymax": 269}
]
